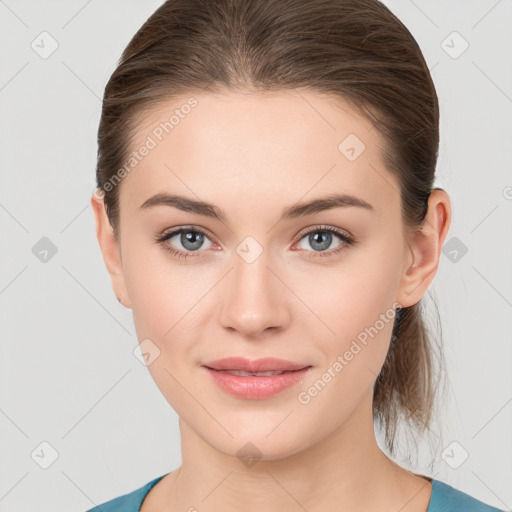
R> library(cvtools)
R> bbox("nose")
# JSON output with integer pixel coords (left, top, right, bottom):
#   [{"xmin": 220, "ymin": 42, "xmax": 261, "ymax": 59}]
[{"xmin": 218, "ymin": 250, "xmax": 291, "ymax": 339}]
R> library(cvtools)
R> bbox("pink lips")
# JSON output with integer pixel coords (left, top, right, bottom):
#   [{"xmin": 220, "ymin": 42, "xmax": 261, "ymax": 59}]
[{"xmin": 202, "ymin": 357, "xmax": 312, "ymax": 400}]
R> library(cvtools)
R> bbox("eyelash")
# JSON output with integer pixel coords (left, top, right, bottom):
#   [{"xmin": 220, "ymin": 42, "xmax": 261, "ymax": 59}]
[{"xmin": 155, "ymin": 225, "xmax": 355, "ymax": 260}]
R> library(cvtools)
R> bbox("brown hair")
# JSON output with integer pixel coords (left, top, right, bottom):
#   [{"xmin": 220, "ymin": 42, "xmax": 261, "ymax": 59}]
[{"xmin": 96, "ymin": 0, "xmax": 445, "ymax": 459}]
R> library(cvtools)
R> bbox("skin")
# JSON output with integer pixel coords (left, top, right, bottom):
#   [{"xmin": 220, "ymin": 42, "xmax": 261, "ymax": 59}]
[{"xmin": 91, "ymin": 88, "xmax": 451, "ymax": 512}]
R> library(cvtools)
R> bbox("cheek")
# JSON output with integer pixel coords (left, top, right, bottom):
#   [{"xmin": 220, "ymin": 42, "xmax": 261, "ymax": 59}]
[
  {"xmin": 293, "ymin": 247, "xmax": 400, "ymax": 388},
  {"xmin": 125, "ymin": 264, "xmax": 169, "ymax": 337},
  {"xmin": 296, "ymin": 252, "xmax": 400, "ymax": 344},
  {"xmin": 123, "ymin": 242, "xmax": 199, "ymax": 337},
  {"xmin": 123, "ymin": 250, "xmax": 199, "ymax": 410},
  {"xmin": 294, "ymin": 274, "xmax": 397, "ymax": 429}
]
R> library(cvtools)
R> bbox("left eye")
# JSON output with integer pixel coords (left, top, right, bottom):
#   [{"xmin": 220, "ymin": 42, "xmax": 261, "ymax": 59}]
[{"xmin": 293, "ymin": 226, "xmax": 354, "ymax": 256}]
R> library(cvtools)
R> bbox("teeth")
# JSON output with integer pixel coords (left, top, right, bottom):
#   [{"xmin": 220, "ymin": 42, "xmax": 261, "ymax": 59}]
[{"xmin": 222, "ymin": 370, "xmax": 286, "ymax": 376}]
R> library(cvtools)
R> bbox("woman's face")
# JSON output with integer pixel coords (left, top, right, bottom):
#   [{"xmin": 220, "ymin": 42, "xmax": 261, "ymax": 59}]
[{"xmin": 94, "ymin": 89, "xmax": 431, "ymax": 460}]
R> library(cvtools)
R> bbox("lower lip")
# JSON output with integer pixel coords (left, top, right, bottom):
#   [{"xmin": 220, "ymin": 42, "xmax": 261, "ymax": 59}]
[{"xmin": 203, "ymin": 366, "xmax": 312, "ymax": 399}]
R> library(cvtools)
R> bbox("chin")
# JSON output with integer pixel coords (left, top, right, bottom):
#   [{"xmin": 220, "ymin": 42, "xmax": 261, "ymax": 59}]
[{"xmin": 200, "ymin": 422, "xmax": 314, "ymax": 463}]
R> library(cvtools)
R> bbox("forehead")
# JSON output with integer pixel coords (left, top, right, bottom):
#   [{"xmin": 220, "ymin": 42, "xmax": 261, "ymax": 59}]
[{"xmin": 119, "ymin": 89, "xmax": 400, "ymax": 220}]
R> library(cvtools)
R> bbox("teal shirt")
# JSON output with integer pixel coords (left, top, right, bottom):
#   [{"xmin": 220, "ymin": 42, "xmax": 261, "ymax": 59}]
[{"xmin": 85, "ymin": 473, "xmax": 507, "ymax": 512}]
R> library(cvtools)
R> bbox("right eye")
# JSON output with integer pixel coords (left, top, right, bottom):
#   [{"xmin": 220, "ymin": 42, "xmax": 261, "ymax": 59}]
[{"xmin": 155, "ymin": 226, "xmax": 216, "ymax": 259}]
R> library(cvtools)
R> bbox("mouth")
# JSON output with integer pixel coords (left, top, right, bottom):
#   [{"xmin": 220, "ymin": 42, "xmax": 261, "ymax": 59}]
[
  {"xmin": 202, "ymin": 356, "xmax": 310, "ymax": 373},
  {"xmin": 208, "ymin": 369, "xmax": 300, "ymax": 377},
  {"xmin": 201, "ymin": 358, "xmax": 313, "ymax": 399}
]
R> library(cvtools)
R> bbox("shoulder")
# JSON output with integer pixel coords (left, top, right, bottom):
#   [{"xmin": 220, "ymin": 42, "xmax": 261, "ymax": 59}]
[
  {"xmin": 429, "ymin": 479, "xmax": 507, "ymax": 511},
  {"xmin": 83, "ymin": 474, "xmax": 167, "ymax": 512}
]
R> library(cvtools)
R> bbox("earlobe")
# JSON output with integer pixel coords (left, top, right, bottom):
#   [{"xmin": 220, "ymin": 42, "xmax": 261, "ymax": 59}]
[
  {"xmin": 90, "ymin": 191, "xmax": 132, "ymax": 309},
  {"xmin": 397, "ymin": 188, "xmax": 452, "ymax": 307}
]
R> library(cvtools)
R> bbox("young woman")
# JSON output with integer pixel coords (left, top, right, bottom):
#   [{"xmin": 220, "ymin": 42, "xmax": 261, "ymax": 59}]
[{"xmin": 86, "ymin": 0, "xmax": 505, "ymax": 510}]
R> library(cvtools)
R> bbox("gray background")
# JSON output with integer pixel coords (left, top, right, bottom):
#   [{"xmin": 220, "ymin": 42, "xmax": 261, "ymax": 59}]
[{"xmin": 0, "ymin": 1, "xmax": 511, "ymax": 511}]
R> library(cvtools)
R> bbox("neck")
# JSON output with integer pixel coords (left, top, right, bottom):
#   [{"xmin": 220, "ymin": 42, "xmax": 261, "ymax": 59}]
[{"xmin": 160, "ymin": 390, "xmax": 431, "ymax": 512}]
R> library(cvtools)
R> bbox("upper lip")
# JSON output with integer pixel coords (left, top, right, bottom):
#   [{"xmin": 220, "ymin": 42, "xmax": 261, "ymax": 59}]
[{"xmin": 203, "ymin": 357, "xmax": 310, "ymax": 372}]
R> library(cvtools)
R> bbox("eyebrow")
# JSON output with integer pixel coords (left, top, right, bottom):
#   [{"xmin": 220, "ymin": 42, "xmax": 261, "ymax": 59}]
[{"xmin": 139, "ymin": 192, "xmax": 375, "ymax": 221}]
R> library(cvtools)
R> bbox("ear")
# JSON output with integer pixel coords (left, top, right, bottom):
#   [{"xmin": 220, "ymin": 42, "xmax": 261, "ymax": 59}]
[
  {"xmin": 90, "ymin": 190, "xmax": 132, "ymax": 309},
  {"xmin": 397, "ymin": 188, "xmax": 452, "ymax": 308}
]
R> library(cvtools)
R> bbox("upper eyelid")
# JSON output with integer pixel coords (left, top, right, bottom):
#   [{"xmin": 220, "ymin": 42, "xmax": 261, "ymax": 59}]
[
  {"xmin": 158, "ymin": 225, "xmax": 212, "ymax": 239},
  {"xmin": 295, "ymin": 224, "xmax": 352, "ymax": 239}
]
